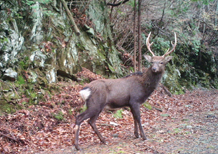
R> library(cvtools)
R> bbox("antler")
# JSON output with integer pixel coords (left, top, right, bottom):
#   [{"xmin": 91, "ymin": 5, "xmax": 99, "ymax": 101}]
[
  {"xmin": 146, "ymin": 32, "xmax": 155, "ymax": 56},
  {"xmin": 162, "ymin": 32, "xmax": 177, "ymax": 57}
]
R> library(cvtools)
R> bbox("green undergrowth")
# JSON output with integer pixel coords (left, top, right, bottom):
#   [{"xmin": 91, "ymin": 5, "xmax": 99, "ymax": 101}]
[
  {"xmin": 0, "ymin": 78, "xmax": 60, "ymax": 115},
  {"xmin": 113, "ymin": 109, "xmax": 123, "ymax": 119},
  {"xmin": 52, "ymin": 111, "xmax": 64, "ymax": 121}
]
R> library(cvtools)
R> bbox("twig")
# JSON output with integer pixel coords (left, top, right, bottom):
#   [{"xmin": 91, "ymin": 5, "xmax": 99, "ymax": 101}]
[
  {"xmin": 0, "ymin": 131, "xmax": 18, "ymax": 142},
  {"xmin": 160, "ymin": 84, "xmax": 172, "ymax": 97},
  {"xmin": 153, "ymin": 106, "xmax": 163, "ymax": 112}
]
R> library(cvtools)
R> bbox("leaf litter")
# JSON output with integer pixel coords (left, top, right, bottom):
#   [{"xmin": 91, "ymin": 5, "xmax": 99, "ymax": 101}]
[{"xmin": 0, "ymin": 68, "xmax": 217, "ymax": 153}]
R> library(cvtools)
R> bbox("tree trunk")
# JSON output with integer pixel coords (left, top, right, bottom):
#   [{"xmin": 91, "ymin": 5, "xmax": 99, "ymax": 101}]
[
  {"xmin": 133, "ymin": 0, "xmax": 137, "ymax": 72},
  {"xmin": 138, "ymin": 0, "xmax": 142, "ymax": 71}
]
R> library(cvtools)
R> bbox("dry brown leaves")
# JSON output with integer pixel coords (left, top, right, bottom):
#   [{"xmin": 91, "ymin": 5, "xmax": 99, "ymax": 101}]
[{"xmin": 0, "ymin": 68, "xmax": 217, "ymax": 153}]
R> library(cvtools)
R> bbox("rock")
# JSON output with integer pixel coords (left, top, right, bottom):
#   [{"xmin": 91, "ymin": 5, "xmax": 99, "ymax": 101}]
[{"xmin": 3, "ymin": 68, "xmax": 17, "ymax": 81}]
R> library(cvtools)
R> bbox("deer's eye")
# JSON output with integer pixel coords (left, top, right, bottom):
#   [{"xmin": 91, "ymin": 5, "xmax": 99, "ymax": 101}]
[{"xmin": 160, "ymin": 62, "xmax": 164, "ymax": 64}]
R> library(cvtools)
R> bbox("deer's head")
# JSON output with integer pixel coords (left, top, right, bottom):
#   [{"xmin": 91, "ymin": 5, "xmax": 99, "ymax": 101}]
[{"xmin": 144, "ymin": 32, "xmax": 177, "ymax": 73}]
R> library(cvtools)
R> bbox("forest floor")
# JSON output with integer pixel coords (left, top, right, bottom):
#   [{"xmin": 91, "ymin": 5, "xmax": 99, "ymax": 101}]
[{"xmin": 0, "ymin": 68, "xmax": 218, "ymax": 154}]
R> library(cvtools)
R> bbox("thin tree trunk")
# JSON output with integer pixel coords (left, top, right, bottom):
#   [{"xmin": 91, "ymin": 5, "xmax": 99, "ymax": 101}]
[
  {"xmin": 133, "ymin": 0, "xmax": 137, "ymax": 72},
  {"xmin": 203, "ymin": 4, "xmax": 206, "ymax": 34},
  {"xmin": 215, "ymin": 1, "xmax": 218, "ymax": 26},
  {"xmin": 138, "ymin": 0, "xmax": 142, "ymax": 71},
  {"xmin": 60, "ymin": 0, "xmax": 80, "ymax": 36},
  {"xmin": 109, "ymin": 0, "xmax": 117, "ymax": 20}
]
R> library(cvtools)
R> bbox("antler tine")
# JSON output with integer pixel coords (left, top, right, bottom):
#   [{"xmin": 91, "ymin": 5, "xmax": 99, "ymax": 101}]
[
  {"xmin": 146, "ymin": 32, "xmax": 155, "ymax": 56},
  {"xmin": 163, "ymin": 32, "xmax": 177, "ymax": 57}
]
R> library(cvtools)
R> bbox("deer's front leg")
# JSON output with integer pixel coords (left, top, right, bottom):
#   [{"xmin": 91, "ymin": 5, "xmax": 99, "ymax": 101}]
[{"xmin": 130, "ymin": 104, "xmax": 146, "ymax": 140}]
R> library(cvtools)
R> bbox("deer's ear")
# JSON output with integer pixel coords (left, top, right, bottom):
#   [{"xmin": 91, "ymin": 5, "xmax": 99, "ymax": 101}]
[
  {"xmin": 164, "ymin": 56, "xmax": 173, "ymax": 63},
  {"xmin": 144, "ymin": 55, "xmax": 152, "ymax": 63}
]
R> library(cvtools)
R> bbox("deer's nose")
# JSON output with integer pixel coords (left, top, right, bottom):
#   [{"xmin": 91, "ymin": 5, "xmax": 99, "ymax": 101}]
[
  {"xmin": 152, "ymin": 66, "xmax": 159, "ymax": 72},
  {"xmin": 152, "ymin": 67, "xmax": 157, "ymax": 72}
]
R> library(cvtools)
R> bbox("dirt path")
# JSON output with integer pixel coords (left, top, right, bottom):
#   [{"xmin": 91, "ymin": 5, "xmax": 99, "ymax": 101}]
[
  {"xmin": 38, "ymin": 91, "xmax": 218, "ymax": 154},
  {"xmin": 158, "ymin": 110, "xmax": 218, "ymax": 154}
]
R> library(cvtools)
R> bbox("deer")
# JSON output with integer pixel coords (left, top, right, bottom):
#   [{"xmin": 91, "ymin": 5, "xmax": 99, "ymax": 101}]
[{"xmin": 74, "ymin": 32, "xmax": 177, "ymax": 150}]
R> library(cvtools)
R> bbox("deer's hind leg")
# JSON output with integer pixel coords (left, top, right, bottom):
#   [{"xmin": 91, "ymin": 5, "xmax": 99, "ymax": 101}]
[
  {"xmin": 74, "ymin": 109, "xmax": 94, "ymax": 150},
  {"xmin": 74, "ymin": 104, "xmax": 105, "ymax": 149},
  {"xmin": 88, "ymin": 110, "xmax": 106, "ymax": 144}
]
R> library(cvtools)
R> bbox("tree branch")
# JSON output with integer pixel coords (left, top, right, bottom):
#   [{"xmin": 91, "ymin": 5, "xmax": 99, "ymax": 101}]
[
  {"xmin": 60, "ymin": 0, "xmax": 80, "ymax": 36},
  {"xmin": 0, "ymin": 131, "xmax": 18, "ymax": 142},
  {"xmin": 133, "ymin": 0, "xmax": 137, "ymax": 72},
  {"xmin": 160, "ymin": 84, "xmax": 172, "ymax": 97},
  {"xmin": 107, "ymin": 0, "xmax": 130, "ymax": 6}
]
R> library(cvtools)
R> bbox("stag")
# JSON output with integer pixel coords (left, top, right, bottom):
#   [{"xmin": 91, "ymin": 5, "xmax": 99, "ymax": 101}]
[{"xmin": 74, "ymin": 32, "xmax": 177, "ymax": 150}]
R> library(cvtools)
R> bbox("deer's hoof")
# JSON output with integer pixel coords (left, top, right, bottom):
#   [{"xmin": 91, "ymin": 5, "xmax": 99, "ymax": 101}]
[
  {"xmin": 134, "ymin": 133, "xmax": 139, "ymax": 138},
  {"xmin": 142, "ymin": 136, "xmax": 147, "ymax": 140},
  {"xmin": 101, "ymin": 139, "xmax": 107, "ymax": 145},
  {"xmin": 75, "ymin": 144, "xmax": 81, "ymax": 151}
]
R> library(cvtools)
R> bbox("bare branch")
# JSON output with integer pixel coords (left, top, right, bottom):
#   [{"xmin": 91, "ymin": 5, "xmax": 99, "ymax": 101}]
[
  {"xmin": 0, "ymin": 131, "xmax": 18, "ymax": 142},
  {"xmin": 60, "ymin": 0, "xmax": 80, "ymax": 36},
  {"xmin": 107, "ymin": 0, "xmax": 130, "ymax": 6}
]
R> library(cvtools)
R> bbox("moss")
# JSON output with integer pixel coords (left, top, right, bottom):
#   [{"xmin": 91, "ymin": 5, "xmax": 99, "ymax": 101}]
[
  {"xmin": 0, "ymin": 80, "xmax": 11, "ymax": 91},
  {"xmin": 0, "ymin": 76, "xmax": 63, "ymax": 115},
  {"xmin": 97, "ymin": 47, "xmax": 106, "ymax": 60},
  {"xmin": 0, "ymin": 99, "xmax": 21, "ymax": 114}
]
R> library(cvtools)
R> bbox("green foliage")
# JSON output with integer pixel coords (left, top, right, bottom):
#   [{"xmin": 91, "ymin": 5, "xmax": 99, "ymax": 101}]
[
  {"xmin": 68, "ymin": 109, "xmax": 73, "ymax": 115},
  {"xmin": 23, "ymin": 0, "xmax": 52, "ymax": 6},
  {"xmin": 30, "ymin": 91, "xmax": 37, "ymax": 99},
  {"xmin": 1, "ymin": 103, "xmax": 17, "ymax": 113},
  {"xmin": 143, "ymin": 102, "xmax": 152, "ymax": 110},
  {"xmin": 18, "ymin": 57, "xmax": 31, "ymax": 70},
  {"xmin": 53, "ymin": 111, "xmax": 64, "ymax": 121},
  {"xmin": 169, "ymin": 0, "xmax": 191, "ymax": 17},
  {"xmin": 191, "ymin": 39, "xmax": 200, "ymax": 55},
  {"xmin": 0, "ymin": 37, "xmax": 8, "ymax": 44},
  {"xmin": 42, "ymin": 8, "xmax": 54, "ymax": 16},
  {"xmin": 172, "ymin": 128, "xmax": 182, "ymax": 134},
  {"xmin": 80, "ymin": 105, "xmax": 87, "ymax": 113},
  {"xmin": 16, "ymin": 76, "xmax": 26, "ymax": 85},
  {"xmin": 127, "ymin": 0, "xmax": 137, "ymax": 8},
  {"xmin": 113, "ymin": 109, "xmax": 123, "ymax": 119},
  {"xmin": 21, "ymin": 0, "xmax": 55, "ymax": 17},
  {"xmin": 147, "ymin": 37, "xmax": 170, "ymax": 56},
  {"xmin": 24, "ymin": 0, "xmax": 35, "ymax": 5},
  {"xmin": 22, "ymin": 101, "xmax": 28, "ymax": 105},
  {"xmin": 24, "ymin": 88, "xmax": 38, "ymax": 104},
  {"xmin": 191, "ymin": 0, "xmax": 215, "ymax": 5},
  {"xmin": 161, "ymin": 114, "xmax": 170, "ymax": 117}
]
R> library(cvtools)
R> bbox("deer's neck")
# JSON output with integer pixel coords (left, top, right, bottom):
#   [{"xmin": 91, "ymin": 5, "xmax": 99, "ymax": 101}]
[{"xmin": 142, "ymin": 67, "xmax": 164, "ymax": 89}]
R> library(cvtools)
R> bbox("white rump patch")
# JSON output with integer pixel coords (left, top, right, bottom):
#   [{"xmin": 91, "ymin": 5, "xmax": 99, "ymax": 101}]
[{"xmin": 79, "ymin": 88, "xmax": 91, "ymax": 101}]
